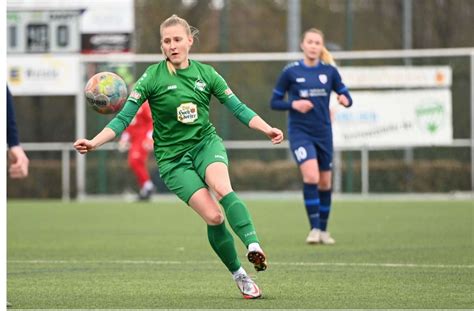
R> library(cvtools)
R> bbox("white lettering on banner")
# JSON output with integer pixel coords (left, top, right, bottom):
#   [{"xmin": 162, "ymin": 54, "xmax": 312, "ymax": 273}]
[
  {"xmin": 7, "ymin": 55, "xmax": 79, "ymax": 95},
  {"xmin": 331, "ymin": 89, "xmax": 452, "ymax": 147},
  {"xmin": 338, "ymin": 66, "xmax": 452, "ymax": 89}
]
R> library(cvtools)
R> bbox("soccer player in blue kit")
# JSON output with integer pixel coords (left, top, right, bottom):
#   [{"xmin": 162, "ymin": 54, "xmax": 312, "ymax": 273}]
[{"xmin": 270, "ymin": 28, "xmax": 352, "ymax": 244}]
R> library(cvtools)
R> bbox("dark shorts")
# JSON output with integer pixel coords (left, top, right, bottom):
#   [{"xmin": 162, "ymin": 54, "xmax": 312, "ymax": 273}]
[
  {"xmin": 158, "ymin": 135, "xmax": 229, "ymax": 204},
  {"xmin": 289, "ymin": 137, "xmax": 333, "ymax": 171}
]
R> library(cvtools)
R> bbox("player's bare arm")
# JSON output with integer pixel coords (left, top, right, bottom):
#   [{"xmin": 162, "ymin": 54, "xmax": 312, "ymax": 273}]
[
  {"xmin": 74, "ymin": 127, "xmax": 116, "ymax": 154},
  {"xmin": 248, "ymin": 116, "xmax": 284, "ymax": 144}
]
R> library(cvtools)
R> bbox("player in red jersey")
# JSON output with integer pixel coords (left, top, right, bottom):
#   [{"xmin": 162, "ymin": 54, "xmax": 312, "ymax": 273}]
[{"xmin": 119, "ymin": 101, "xmax": 155, "ymax": 201}]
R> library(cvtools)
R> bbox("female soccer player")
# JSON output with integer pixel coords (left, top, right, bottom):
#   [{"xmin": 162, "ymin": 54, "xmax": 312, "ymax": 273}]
[
  {"xmin": 118, "ymin": 101, "xmax": 155, "ymax": 201},
  {"xmin": 74, "ymin": 15, "xmax": 283, "ymax": 299},
  {"xmin": 270, "ymin": 28, "xmax": 352, "ymax": 245}
]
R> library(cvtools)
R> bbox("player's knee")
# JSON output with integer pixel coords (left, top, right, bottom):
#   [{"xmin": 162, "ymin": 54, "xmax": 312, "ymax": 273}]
[
  {"xmin": 319, "ymin": 181, "xmax": 331, "ymax": 190},
  {"xmin": 302, "ymin": 174, "xmax": 319, "ymax": 184},
  {"xmin": 211, "ymin": 184, "xmax": 233, "ymax": 201},
  {"xmin": 207, "ymin": 211, "xmax": 225, "ymax": 225},
  {"xmin": 319, "ymin": 174, "xmax": 332, "ymax": 189}
]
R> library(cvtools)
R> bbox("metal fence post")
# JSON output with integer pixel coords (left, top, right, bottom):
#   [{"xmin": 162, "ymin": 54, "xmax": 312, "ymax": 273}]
[
  {"xmin": 361, "ymin": 147, "xmax": 369, "ymax": 195},
  {"xmin": 471, "ymin": 52, "xmax": 474, "ymax": 191},
  {"xmin": 61, "ymin": 149, "xmax": 70, "ymax": 201}
]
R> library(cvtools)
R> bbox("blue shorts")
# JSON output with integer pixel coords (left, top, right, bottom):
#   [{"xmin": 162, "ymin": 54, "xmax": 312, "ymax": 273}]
[{"xmin": 289, "ymin": 138, "xmax": 333, "ymax": 171}]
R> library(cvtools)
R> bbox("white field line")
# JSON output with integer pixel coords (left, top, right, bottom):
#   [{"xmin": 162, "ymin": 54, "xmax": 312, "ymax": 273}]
[{"xmin": 8, "ymin": 260, "xmax": 474, "ymax": 269}]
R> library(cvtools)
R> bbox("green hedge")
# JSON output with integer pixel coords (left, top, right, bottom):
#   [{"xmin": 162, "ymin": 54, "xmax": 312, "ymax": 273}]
[{"xmin": 7, "ymin": 158, "xmax": 471, "ymax": 198}]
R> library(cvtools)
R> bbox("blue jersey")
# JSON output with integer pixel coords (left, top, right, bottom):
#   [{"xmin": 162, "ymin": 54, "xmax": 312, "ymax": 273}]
[
  {"xmin": 270, "ymin": 60, "xmax": 352, "ymax": 142},
  {"xmin": 7, "ymin": 86, "xmax": 20, "ymax": 148}
]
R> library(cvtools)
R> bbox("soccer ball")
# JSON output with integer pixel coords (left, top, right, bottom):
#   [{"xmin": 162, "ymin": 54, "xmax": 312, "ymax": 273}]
[{"xmin": 84, "ymin": 72, "xmax": 128, "ymax": 114}]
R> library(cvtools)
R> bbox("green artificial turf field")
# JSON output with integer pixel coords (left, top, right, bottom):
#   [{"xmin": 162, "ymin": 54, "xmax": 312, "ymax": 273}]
[{"xmin": 7, "ymin": 199, "xmax": 473, "ymax": 309}]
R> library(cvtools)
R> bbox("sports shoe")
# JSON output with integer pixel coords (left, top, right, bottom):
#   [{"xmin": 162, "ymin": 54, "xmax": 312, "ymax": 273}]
[
  {"xmin": 320, "ymin": 231, "xmax": 336, "ymax": 245},
  {"xmin": 138, "ymin": 187, "xmax": 154, "ymax": 201},
  {"xmin": 306, "ymin": 228, "xmax": 321, "ymax": 244},
  {"xmin": 234, "ymin": 273, "xmax": 262, "ymax": 299},
  {"xmin": 247, "ymin": 249, "xmax": 267, "ymax": 272}
]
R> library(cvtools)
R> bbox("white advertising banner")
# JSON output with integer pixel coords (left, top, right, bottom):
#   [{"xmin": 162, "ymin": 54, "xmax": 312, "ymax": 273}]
[
  {"xmin": 81, "ymin": 0, "xmax": 134, "ymax": 33},
  {"xmin": 338, "ymin": 66, "xmax": 452, "ymax": 88},
  {"xmin": 332, "ymin": 89, "xmax": 453, "ymax": 148},
  {"xmin": 7, "ymin": 55, "xmax": 80, "ymax": 95}
]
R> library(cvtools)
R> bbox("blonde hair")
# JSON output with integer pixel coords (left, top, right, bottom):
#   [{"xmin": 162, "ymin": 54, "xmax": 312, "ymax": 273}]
[
  {"xmin": 160, "ymin": 14, "xmax": 199, "ymax": 75},
  {"xmin": 302, "ymin": 28, "xmax": 335, "ymax": 66}
]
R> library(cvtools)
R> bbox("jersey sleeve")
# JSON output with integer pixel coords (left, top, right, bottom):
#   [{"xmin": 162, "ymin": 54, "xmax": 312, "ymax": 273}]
[
  {"xmin": 270, "ymin": 68, "xmax": 292, "ymax": 110},
  {"xmin": 106, "ymin": 68, "xmax": 152, "ymax": 136},
  {"xmin": 7, "ymin": 86, "xmax": 20, "ymax": 147},
  {"xmin": 332, "ymin": 67, "xmax": 353, "ymax": 107},
  {"xmin": 210, "ymin": 69, "xmax": 257, "ymax": 127}
]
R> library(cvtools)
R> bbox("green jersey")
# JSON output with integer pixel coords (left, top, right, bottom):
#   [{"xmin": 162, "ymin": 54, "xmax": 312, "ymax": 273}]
[{"xmin": 107, "ymin": 60, "xmax": 257, "ymax": 163}]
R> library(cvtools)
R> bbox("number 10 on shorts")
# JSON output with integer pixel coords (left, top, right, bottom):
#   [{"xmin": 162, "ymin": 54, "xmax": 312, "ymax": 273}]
[{"xmin": 294, "ymin": 146, "xmax": 307, "ymax": 162}]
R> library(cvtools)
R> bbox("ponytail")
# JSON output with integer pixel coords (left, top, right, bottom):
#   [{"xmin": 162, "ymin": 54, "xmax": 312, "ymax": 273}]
[{"xmin": 321, "ymin": 46, "xmax": 336, "ymax": 66}]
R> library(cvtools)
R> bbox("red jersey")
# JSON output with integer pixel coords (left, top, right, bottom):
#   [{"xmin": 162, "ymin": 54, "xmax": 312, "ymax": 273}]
[{"xmin": 123, "ymin": 101, "xmax": 153, "ymax": 143}]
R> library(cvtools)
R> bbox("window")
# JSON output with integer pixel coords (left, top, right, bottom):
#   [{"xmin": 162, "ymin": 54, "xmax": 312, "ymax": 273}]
[
  {"xmin": 9, "ymin": 25, "xmax": 17, "ymax": 48},
  {"xmin": 27, "ymin": 24, "xmax": 49, "ymax": 52},
  {"xmin": 57, "ymin": 25, "xmax": 69, "ymax": 47}
]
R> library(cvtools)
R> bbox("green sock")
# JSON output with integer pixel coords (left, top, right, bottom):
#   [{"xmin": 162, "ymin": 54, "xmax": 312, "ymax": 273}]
[
  {"xmin": 219, "ymin": 192, "xmax": 259, "ymax": 247},
  {"xmin": 207, "ymin": 221, "xmax": 241, "ymax": 273}
]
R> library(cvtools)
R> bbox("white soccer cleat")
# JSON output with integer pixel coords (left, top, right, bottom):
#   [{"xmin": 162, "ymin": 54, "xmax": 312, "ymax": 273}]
[
  {"xmin": 320, "ymin": 231, "xmax": 336, "ymax": 245},
  {"xmin": 247, "ymin": 243, "xmax": 267, "ymax": 272},
  {"xmin": 234, "ymin": 273, "xmax": 262, "ymax": 299},
  {"xmin": 306, "ymin": 228, "xmax": 321, "ymax": 244}
]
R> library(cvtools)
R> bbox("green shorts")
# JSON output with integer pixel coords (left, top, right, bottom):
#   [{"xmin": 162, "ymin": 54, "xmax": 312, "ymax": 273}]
[{"xmin": 158, "ymin": 135, "xmax": 229, "ymax": 204}]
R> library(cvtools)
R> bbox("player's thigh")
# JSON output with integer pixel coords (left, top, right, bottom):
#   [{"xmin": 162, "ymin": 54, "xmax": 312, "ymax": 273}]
[
  {"xmin": 193, "ymin": 135, "xmax": 231, "ymax": 199},
  {"xmin": 315, "ymin": 141, "xmax": 333, "ymax": 189},
  {"xmin": 290, "ymin": 141, "xmax": 319, "ymax": 184},
  {"xmin": 188, "ymin": 188, "xmax": 224, "ymax": 225},
  {"xmin": 205, "ymin": 162, "xmax": 233, "ymax": 201},
  {"xmin": 160, "ymin": 160, "xmax": 207, "ymax": 205},
  {"xmin": 128, "ymin": 144, "xmax": 147, "ymax": 163}
]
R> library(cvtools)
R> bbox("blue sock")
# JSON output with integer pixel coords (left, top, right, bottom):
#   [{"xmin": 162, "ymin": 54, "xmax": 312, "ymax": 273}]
[
  {"xmin": 318, "ymin": 189, "xmax": 332, "ymax": 231},
  {"xmin": 303, "ymin": 183, "xmax": 320, "ymax": 229}
]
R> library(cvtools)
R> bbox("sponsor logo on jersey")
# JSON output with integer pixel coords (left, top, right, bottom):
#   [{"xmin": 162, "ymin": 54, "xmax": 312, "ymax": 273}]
[
  {"xmin": 319, "ymin": 74, "xmax": 328, "ymax": 84},
  {"xmin": 309, "ymin": 88, "xmax": 328, "ymax": 97},
  {"xmin": 129, "ymin": 90, "xmax": 141, "ymax": 100},
  {"xmin": 177, "ymin": 103, "xmax": 198, "ymax": 124},
  {"xmin": 194, "ymin": 78, "xmax": 207, "ymax": 92},
  {"xmin": 299, "ymin": 88, "xmax": 328, "ymax": 98},
  {"xmin": 299, "ymin": 89, "xmax": 309, "ymax": 98},
  {"xmin": 214, "ymin": 154, "xmax": 225, "ymax": 160},
  {"xmin": 296, "ymin": 77, "xmax": 306, "ymax": 83},
  {"xmin": 167, "ymin": 85, "xmax": 177, "ymax": 90},
  {"xmin": 224, "ymin": 88, "xmax": 233, "ymax": 96}
]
